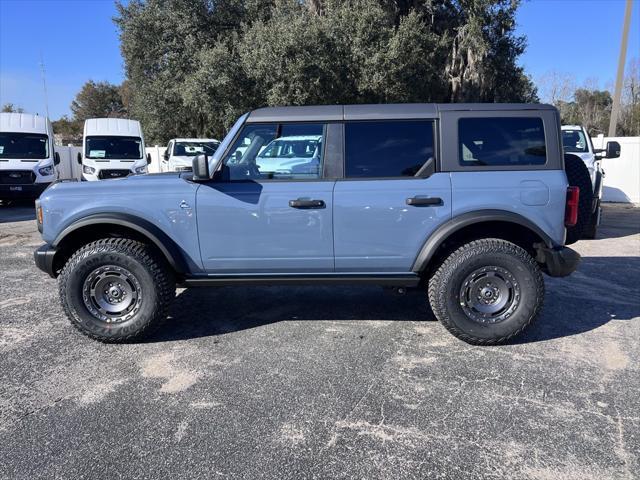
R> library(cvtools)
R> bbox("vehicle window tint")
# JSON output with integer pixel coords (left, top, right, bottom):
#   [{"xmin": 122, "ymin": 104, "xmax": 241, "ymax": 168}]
[
  {"xmin": 562, "ymin": 129, "xmax": 588, "ymax": 153},
  {"xmin": 222, "ymin": 123, "xmax": 324, "ymax": 181},
  {"xmin": 344, "ymin": 121, "xmax": 434, "ymax": 178},
  {"xmin": 0, "ymin": 133, "xmax": 49, "ymax": 159},
  {"xmin": 458, "ymin": 117, "xmax": 546, "ymax": 166},
  {"xmin": 85, "ymin": 136, "xmax": 143, "ymax": 159}
]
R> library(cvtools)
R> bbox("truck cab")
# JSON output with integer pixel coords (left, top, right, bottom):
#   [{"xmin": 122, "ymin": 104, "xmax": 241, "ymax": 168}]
[
  {"xmin": 78, "ymin": 118, "xmax": 150, "ymax": 180},
  {"xmin": 161, "ymin": 138, "xmax": 220, "ymax": 172},
  {"xmin": 0, "ymin": 112, "xmax": 59, "ymax": 201}
]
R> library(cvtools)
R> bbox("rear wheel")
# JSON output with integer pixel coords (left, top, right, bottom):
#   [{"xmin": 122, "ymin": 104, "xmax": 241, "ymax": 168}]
[
  {"xmin": 564, "ymin": 154, "xmax": 594, "ymax": 244},
  {"xmin": 59, "ymin": 238, "xmax": 175, "ymax": 342},
  {"xmin": 428, "ymin": 239, "xmax": 544, "ymax": 345}
]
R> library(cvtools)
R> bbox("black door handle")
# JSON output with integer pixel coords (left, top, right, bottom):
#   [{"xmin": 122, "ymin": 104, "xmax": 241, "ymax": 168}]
[
  {"xmin": 406, "ymin": 196, "xmax": 443, "ymax": 206},
  {"xmin": 289, "ymin": 199, "xmax": 326, "ymax": 209}
]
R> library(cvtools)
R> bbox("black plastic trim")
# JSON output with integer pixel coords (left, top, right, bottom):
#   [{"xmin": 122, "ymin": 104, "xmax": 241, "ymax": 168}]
[
  {"xmin": 411, "ymin": 210, "xmax": 557, "ymax": 273},
  {"xmin": 180, "ymin": 273, "xmax": 420, "ymax": 287},
  {"xmin": 52, "ymin": 213, "xmax": 189, "ymax": 274},
  {"xmin": 536, "ymin": 245, "xmax": 580, "ymax": 277},
  {"xmin": 34, "ymin": 244, "xmax": 56, "ymax": 278}
]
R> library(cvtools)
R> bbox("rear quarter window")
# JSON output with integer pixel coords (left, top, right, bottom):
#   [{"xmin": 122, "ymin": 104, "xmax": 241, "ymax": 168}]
[{"xmin": 458, "ymin": 117, "xmax": 546, "ymax": 167}]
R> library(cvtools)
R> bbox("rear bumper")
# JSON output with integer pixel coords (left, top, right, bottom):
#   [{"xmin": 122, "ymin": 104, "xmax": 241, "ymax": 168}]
[
  {"xmin": 536, "ymin": 244, "xmax": 581, "ymax": 277},
  {"xmin": 34, "ymin": 244, "xmax": 57, "ymax": 278},
  {"xmin": 0, "ymin": 182, "xmax": 50, "ymax": 199}
]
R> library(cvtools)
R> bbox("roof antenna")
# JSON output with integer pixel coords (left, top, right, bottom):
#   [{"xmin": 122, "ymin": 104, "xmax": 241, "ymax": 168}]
[{"xmin": 39, "ymin": 52, "xmax": 50, "ymax": 119}]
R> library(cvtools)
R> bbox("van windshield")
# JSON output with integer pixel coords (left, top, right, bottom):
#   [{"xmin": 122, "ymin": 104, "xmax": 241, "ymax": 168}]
[
  {"xmin": 0, "ymin": 132, "xmax": 49, "ymax": 159},
  {"xmin": 85, "ymin": 136, "xmax": 143, "ymax": 159}
]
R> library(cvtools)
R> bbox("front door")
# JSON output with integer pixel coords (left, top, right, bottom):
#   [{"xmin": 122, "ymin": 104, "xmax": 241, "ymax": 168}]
[
  {"xmin": 333, "ymin": 119, "xmax": 452, "ymax": 272},
  {"xmin": 196, "ymin": 121, "xmax": 334, "ymax": 273}
]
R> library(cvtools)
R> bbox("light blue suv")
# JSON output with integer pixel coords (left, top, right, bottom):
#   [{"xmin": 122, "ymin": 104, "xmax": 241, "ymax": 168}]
[{"xmin": 34, "ymin": 104, "xmax": 581, "ymax": 345}]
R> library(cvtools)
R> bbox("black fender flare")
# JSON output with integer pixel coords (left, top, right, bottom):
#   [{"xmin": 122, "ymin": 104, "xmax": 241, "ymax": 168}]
[
  {"xmin": 411, "ymin": 210, "xmax": 557, "ymax": 273},
  {"xmin": 53, "ymin": 213, "xmax": 189, "ymax": 274}
]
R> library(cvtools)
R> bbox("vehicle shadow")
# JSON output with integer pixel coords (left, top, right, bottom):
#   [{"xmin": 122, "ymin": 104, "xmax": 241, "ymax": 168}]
[
  {"xmin": 593, "ymin": 204, "xmax": 640, "ymax": 240},
  {"xmin": 146, "ymin": 256, "xmax": 639, "ymax": 344},
  {"xmin": 0, "ymin": 200, "xmax": 36, "ymax": 223}
]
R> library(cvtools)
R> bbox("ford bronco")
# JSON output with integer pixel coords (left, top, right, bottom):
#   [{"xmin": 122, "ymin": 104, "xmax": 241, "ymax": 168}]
[{"xmin": 34, "ymin": 104, "xmax": 581, "ymax": 345}]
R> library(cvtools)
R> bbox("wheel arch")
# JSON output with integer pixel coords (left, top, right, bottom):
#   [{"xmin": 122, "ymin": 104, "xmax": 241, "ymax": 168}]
[
  {"xmin": 51, "ymin": 214, "xmax": 188, "ymax": 276},
  {"xmin": 412, "ymin": 210, "xmax": 557, "ymax": 274}
]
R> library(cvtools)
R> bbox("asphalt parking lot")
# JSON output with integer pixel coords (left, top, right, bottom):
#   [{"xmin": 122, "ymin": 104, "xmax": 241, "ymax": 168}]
[{"xmin": 1, "ymin": 201, "xmax": 638, "ymax": 480}]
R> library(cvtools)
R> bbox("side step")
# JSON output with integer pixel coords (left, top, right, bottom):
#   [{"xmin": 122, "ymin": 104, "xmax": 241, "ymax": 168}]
[{"xmin": 180, "ymin": 273, "xmax": 420, "ymax": 288}]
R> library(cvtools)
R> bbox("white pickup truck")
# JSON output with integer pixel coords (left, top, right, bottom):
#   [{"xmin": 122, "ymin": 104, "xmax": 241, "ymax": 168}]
[{"xmin": 561, "ymin": 125, "xmax": 620, "ymax": 240}]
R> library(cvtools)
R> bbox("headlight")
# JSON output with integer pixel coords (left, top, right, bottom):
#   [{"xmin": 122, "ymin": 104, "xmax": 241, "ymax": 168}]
[
  {"xmin": 83, "ymin": 165, "xmax": 96, "ymax": 175},
  {"xmin": 134, "ymin": 166, "xmax": 147, "ymax": 174},
  {"xmin": 38, "ymin": 165, "xmax": 54, "ymax": 176}
]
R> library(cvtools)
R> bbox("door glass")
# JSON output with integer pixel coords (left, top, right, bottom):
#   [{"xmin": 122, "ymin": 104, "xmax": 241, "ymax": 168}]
[
  {"xmin": 344, "ymin": 121, "xmax": 435, "ymax": 178},
  {"xmin": 222, "ymin": 123, "xmax": 324, "ymax": 180}
]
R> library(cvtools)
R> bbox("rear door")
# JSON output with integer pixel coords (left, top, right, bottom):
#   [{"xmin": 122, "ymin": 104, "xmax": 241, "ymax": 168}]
[
  {"xmin": 333, "ymin": 120, "xmax": 452, "ymax": 272},
  {"xmin": 196, "ymin": 122, "xmax": 335, "ymax": 273}
]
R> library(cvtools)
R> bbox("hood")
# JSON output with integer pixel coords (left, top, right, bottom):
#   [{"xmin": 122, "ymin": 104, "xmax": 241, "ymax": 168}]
[{"xmin": 170, "ymin": 156, "xmax": 194, "ymax": 167}]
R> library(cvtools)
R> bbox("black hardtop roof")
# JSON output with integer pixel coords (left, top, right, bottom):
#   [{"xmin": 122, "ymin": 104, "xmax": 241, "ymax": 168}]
[{"xmin": 246, "ymin": 103, "xmax": 556, "ymax": 122}]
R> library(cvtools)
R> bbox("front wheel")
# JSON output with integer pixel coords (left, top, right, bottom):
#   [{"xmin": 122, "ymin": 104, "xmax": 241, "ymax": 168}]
[
  {"xmin": 59, "ymin": 238, "xmax": 175, "ymax": 342},
  {"xmin": 428, "ymin": 239, "xmax": 544, "ymax": 345}
]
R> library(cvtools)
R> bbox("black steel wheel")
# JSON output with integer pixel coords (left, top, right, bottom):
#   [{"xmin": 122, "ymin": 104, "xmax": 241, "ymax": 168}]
[
  {"xmin": 428, "ymin": 238, "xmax": 544, "ymax": 345},
  {"xmin": 59, "ymin": 238, "xmax": 175, "ymax": 342}
]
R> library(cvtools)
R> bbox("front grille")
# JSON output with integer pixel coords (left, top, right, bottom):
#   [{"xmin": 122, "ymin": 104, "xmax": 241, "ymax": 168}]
[
  {"xmin": 98, "ymin": 169, "xmax": 130, "ymax": 180},
  {"xmin": 0, "ymin": 170, "xmax": 36, "ymax": 185}
]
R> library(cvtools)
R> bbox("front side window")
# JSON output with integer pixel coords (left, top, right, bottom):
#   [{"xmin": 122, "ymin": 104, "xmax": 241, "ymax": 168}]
[
  {"xmin": 173, "ymin": 141, "xmax": 219, "ymax": 157},
  {"xmin": 458, "ymin": 117, "xmax": 546, "ymax": 166},
  {"xmin": 0, "ymin": 132, "xmax": 49, "ymax": 159},
  {"xmin": 222, "ymin": 123, "xmax": 324, "ymax": 180},
  {"xmin": 562, "ymin": 129, "xmax": 589, "ymax": 153},
  {"xmin": 344, "ymin": 121, "xmax": 435, "ymax": 178},
  {"xmin": 85, "ymin": 136, "xmax": 143, "ymax": 160}
]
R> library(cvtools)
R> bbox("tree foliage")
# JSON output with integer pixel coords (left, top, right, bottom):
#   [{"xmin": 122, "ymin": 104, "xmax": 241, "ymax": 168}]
[
  {"xmin": 1, "ymin": 103, "xmax": 25, "ymax": 113},
  {"xmin": 70, "ymin": 80, "xmax": 126, "ymax": 122},
  {"xmin": 115, "ymin": 0, "xmax": 537, "ymax": 144}
]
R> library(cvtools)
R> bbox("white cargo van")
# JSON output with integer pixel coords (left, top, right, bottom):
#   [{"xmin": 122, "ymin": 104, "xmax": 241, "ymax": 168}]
[
  {"xmin": 78, "ymin": 118, "xmax": 150, "ymax": 180},
  {"xmin": 0, "ymin": 112, "xmax": 60, "ymax": 201}
]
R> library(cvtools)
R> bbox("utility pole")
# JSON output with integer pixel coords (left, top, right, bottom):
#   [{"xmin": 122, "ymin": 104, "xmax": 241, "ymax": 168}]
[
  {"xmin": 39, "ymin": 53, "xmax": 50, "ymax": 119},
  {"xmin": 608, "ymin": 0, "xmax": 633, "ymax": 137}
]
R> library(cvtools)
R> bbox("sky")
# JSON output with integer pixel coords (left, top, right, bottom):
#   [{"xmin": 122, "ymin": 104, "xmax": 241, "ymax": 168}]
[{"xmin": 0, "ymin": 0, "xmax": 639, "ymax": 120}]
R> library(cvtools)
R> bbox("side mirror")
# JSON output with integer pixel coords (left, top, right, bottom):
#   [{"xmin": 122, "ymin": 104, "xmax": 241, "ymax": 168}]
[
  {"xmin": 146, "ymin": 153, "xmax": 152, "ymax": 165},
  {"xmin": 605, "ymin": 141, "xmax": 621, "ymax": 159},
  {"xmin": 54, "ymin": 152, "xmax": 60, "ymax": 165},
  {"xmin": 192, "ymin": 154, "xmax": 210, "ymax": 180},
  {"xmin": 163, "ymin": 151, "xmax": 169, "ymax": 161},
  {"xmin": 77, "ymin": 152, "xmax": 82, "ymax": 164}
]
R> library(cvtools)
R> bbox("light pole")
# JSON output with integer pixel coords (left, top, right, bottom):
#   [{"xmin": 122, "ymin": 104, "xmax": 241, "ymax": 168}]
[{"xmin": 608, "ymin": 0, "xmax": 634, "ymax": 137}]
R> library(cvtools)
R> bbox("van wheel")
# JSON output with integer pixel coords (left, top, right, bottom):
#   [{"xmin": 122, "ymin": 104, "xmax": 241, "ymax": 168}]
[
  {"xmin": 59, "ymin": 238, "xmax": 175, "ymax": 343},
  {"xmin": 428, "ymin": 239, "xmax": 544, "ymax": 345},
  {"xmin": 564, "ymin": 154, "xmax": 593, "ymax": 245}
]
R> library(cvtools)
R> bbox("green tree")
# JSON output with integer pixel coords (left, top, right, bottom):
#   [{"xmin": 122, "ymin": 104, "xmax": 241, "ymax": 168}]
[
  {"xmin": 1, "ymin": 103, "xmax": 24, "ymax": 113},
  {"xmin": 116, "ymin": 0, "xmax": 537, "ymax": 143},
  {"xmin": 70, "ymin": 80, "xmax": 126, "ymax": 122},
  {"xmin": 51, "ymin": 116, "xmax": 82, "ymax": 145}
]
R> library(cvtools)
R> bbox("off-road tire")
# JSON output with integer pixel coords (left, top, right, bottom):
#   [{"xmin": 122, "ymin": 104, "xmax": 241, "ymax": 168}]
[
  {"xmin": 59, "ymin": 238, "xmax": 175, "ymax": 342},
  {"xmin": 564, "ymin": 153, "xmax": 593, "ymax": 245},
  {"xmin": 428, "ymin": 239, "xmax": 544, "ymax": 345}
]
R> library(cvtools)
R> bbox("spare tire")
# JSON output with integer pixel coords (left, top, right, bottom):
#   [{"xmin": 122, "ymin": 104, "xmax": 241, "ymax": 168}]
[{"xmin": 564, "ymin": 153, "xmax": 593, "ymax": 245}]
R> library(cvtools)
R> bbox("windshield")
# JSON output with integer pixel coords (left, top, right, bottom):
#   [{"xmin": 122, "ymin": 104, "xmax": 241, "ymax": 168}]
[
  {"xmin": 85, "ymin": 136, "xmax": 143, "ymax": 159},
  {"xmin": 173, "ymin": 141, "xmax": 218, "ymax": 157},
  {"xmin": 0, "ymin": 132, "xmax": 49, "ymax": 159},
  {"xmin": 562, "ymin": 130, "xmax": 589, "ymax": 153},
  {"xmin": 257, "ymin": 136, "xmax": 321, "ymax": 159}
]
